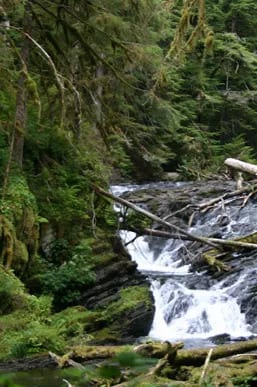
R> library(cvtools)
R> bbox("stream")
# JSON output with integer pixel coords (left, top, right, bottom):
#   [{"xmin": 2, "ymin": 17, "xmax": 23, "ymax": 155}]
[{"xmin": 111, "ymin": 182, "xmax": 257, "ymax": 348}]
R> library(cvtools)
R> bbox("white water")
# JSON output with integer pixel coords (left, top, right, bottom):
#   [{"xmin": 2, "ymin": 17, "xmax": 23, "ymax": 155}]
[{"xmin": 111, "ymin": 184, "xmax": 254, "ymax": 343}]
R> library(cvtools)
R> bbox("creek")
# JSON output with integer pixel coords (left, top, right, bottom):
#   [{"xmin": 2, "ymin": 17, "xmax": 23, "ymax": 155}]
[{"xmin": 111, "ymin": 182, "xmax": 257, "ymax": 348}]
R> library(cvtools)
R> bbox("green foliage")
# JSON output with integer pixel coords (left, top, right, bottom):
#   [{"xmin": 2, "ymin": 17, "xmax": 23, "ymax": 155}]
[
  {"xmin": 103, "ymin": 286, "xmax": 151, "ymax": 323},
  {"xmin": 9, "ymin": 321, "xmax": 66, "ymax": 358},
  {"xmin": 0, "ymin": 279, "xmax": 69, "ymax": 359},
  {"xmin": 0, "ymin": 374, "xmax": 22, "ymax": 387},
  {"xmin": 232, "ymin": 375, "xmax": 257, "ymax": 386},
  {"xmin": 0, "ymin": 175, "xmax": 37, "ymax": 223},
  {"xmin": 47, "ymin": 238, "xmax": 71, "ymax": 265},
  {"xmin": 0, "ymin": 267, "xmax": 27, "ymax": 314},
  {"xmin": 40, "ymin": 240, "xmax": 96, "ymax": 309}
]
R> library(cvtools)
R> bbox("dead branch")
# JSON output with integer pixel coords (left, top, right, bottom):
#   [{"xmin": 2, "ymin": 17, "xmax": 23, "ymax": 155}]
[{"xmin": 198, "ymin": 183, "xmax": 257, "ymax": 211}]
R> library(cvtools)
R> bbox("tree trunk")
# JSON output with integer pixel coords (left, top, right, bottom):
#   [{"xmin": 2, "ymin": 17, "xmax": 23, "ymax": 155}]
[{"xmin": 12, "ymin": 1, "xmax": 31, "ymax": 168}]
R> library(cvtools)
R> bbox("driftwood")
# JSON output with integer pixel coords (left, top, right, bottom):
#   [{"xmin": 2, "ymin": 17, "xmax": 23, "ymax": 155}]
[
  {"xmin": 48, "ymin": 339, "xmax": 257, "ymax": 367},
  {"xmin": 225, "ymin": 158, "xmax": 257, "ymax": 176},
  {"xmin": 95, "ymin": 186, "xmax": 257, "ymax": 251},
  {"xmin": 2, "ymin": 340, "xmax": 257, "ymax": 386}
]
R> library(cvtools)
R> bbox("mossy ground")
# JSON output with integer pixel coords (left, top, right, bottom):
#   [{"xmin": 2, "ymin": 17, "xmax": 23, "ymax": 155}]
[{"xmin": 0, "ymin": 262, "xmax": 152, "ymax": 360}]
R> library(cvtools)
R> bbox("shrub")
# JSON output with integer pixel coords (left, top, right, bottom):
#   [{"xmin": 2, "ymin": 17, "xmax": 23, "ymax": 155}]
[{"xmin": 40, "ymin": 240, "xmax": 96, "ymax": 310}]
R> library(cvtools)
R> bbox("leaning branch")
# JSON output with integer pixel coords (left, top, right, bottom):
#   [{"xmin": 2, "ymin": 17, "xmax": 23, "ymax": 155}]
[{"xmin": 94, "ymin": 186, "xmax": 222, "ymax": 250}]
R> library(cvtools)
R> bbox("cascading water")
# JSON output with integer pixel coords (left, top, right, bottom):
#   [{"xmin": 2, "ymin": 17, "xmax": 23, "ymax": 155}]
[{"xmin": 111, "ymin": 182, "xmax": 257, "ymax": 347}]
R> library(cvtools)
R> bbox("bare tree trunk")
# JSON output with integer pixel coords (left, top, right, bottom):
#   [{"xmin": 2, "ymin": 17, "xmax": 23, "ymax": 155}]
[{"xmin": 12, "ymin": 1, "xmax": 31, "ymax": 168}]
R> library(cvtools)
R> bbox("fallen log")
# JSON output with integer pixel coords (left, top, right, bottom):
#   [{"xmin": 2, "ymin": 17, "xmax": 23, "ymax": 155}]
[
  {"xmin": 131, "ymin": 227, "xmax": 190, "ymax": 241},
  {"xmin": 225, "ymin": 158, "xmax": 257, "ymax": 176},
  {"xmin": 174, "ymin": 339, "xmax": 257, "ymax": 366},
  {"xmin": 94, "ymin": 187, "xmax": 257, "ymax": 252},
  {"xmin": 133, "ymin": 228, "xmax": 257, "ymax": 251},
  {"xmin": 94, "ymin": 186, "xmax": 221, "ymax": 250},
  {"xmin": 50, "ymin": 339, "xmax": 257, "ymax": 367},
  {"xmin": 198, "ymin": 183, "xmax": 257, "ymax": 210}
]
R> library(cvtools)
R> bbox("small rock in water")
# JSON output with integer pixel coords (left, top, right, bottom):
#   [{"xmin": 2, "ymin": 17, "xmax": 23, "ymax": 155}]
[{"xmin": 208, "ymin": 333, "xmax": 231, "ymax": 344}]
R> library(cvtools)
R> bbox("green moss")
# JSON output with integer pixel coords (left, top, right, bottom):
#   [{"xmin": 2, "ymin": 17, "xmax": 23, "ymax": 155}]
[
  {"xmin": 103, "ymin": 286, "xmax": 151, "ymax": 322},
  {"xmin": 235, "ymin": 231, "xmax": 257, "ymax": 244},
  {"xmin": 0, "ymin": 266, "xmax": 29, "ymax": 314},
  {"xmin": 202, "ymin": 250, "xmax": 231, "ymax": 272},
  {"xmin": 93, "ymin": 252, "xmax": 116, "ymax": 266},
  {"xmin": 91, "ymin": 327, "xmax": 122, "ymax": 344}
]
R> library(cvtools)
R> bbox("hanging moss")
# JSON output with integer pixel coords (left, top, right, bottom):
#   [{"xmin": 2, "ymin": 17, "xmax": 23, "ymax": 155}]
[
  {"xmin": 13, "ymin": 239, "xmax": 29, "ymax": 272},
  {"xmin": 0, "ymin": 215, "xmax": 16, "ymax": 270}
]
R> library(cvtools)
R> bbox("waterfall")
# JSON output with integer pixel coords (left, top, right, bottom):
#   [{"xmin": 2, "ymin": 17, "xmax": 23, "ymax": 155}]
[{"xmin": 111, "ymin": 183, "xmax": 257, "ymax": 346}]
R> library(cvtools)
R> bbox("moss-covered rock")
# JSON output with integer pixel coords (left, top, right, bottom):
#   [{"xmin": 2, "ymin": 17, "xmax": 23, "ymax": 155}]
[
  {"xmin": 97, "ymin": 285, "xmax": 154, "ymax": 342},
  {"xmin": 77, "ymin": 235, "xmax": 154, "ymax": 343}
]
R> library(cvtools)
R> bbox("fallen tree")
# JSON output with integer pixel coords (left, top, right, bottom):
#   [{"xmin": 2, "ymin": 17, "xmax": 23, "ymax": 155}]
[
  {"xmin": 3, "ymin": 339, "xmax": 257, "ymax": 386},
  {"xmin": 131, "ymin": 227, "xmax": 257, "ymax": 251},
  {"xmin": 173, "ymin": 339, "xmax": 257, "ymax": 366},
  {"xmin": 94, "ymin": 186, "xmax": 220, "ymax": 249},
  {"xmin": 94, "ymin": 186, "xmax": 257, "ymax": 252},
  {"xmin": 225, "ymin": 158, "xmax": 257, "ymax": 176},
  {"xmin": 48, "ymin": 339, "xmax": 257, "ymax": 367}
]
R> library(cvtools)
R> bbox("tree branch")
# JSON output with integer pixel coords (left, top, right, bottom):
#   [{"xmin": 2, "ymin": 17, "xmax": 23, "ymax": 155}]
[{"xmin": 94, "ymin": 186, "xmax": 222, "ymax": 250}]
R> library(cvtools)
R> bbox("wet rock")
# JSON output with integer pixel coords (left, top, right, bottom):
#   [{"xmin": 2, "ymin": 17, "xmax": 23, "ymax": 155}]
[{"xmin": 208, "ymin": 333, "xmax": 231, "ymax": 345}]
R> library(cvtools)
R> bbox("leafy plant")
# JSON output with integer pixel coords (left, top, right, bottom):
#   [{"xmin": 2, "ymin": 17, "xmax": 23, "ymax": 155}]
[{"xmin": 40, "ymin": 240, "xmax": 96, "ymax": 310}]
